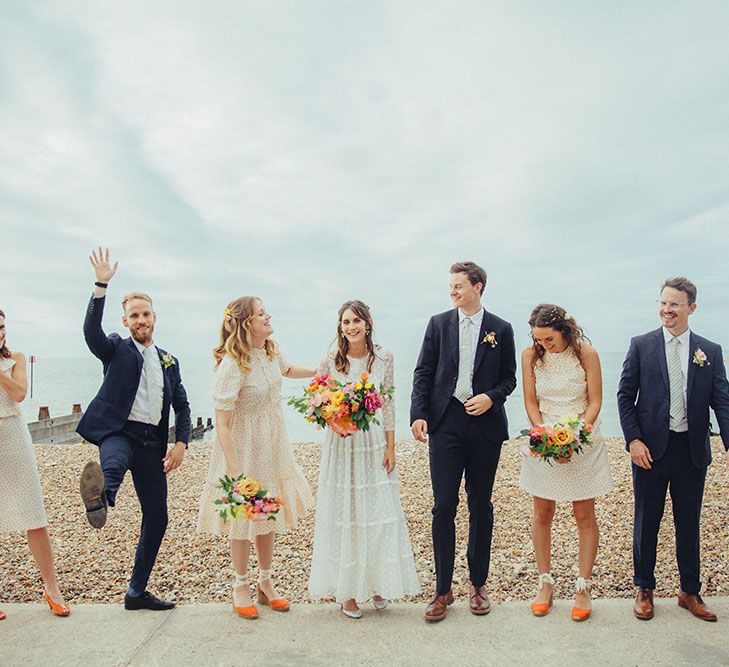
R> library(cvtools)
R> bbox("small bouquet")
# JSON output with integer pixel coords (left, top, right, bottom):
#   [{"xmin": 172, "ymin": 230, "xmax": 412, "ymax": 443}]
[
  {"xmin": 523, "ymin": 415, "xmax": 593, "ymax": 465},
  {"xmin": 288, "ymin": 371, "xmax": 394, "ymax": 437},
  {"xmin": 214, "ymin": 474, "xmax": 284, "ymax": 522}
]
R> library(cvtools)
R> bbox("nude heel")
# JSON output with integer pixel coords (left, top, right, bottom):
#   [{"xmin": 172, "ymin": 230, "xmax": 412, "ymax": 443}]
[{"xmin": 571, "ymin": 577, "xmax": 592, "ymax": 622}]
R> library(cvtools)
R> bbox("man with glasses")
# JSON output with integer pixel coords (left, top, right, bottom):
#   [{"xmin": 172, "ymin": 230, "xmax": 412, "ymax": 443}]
[{"xmin": 618, "ymin": 277, "xmax": 729, "ymax": 622}]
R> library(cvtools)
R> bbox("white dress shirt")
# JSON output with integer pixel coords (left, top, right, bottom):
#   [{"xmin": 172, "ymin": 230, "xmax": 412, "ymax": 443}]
[
  {"xmin": 662, "ymin": 327, "xmax": 690, "ymax": 433},
  {"xmin": 128, "ymin": 339, "xmax": 165, "ymax": 425}
]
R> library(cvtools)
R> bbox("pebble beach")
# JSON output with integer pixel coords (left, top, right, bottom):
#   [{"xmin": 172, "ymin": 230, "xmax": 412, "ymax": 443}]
[{"xmin": 2, "ymin": 437, "xmax": 727, "ymax": 605}]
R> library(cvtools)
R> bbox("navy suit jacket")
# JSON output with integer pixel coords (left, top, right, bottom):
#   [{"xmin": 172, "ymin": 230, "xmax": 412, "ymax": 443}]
[
  {"xmin": 410, "ymin": 307, "xmax": 517, "ymax": 441},
  {"xmin": 77, "ymin": 296, "xmax": 191, "ymax": 448},
  {"xmin": 617, "ymin": 327, "xmax": 729, "ymax": 468}
]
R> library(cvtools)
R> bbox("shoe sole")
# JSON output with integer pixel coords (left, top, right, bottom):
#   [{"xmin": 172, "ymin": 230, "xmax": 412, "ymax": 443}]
[
  {"xmin": 469, "ymin": 606, "xmax": 492, "ymax": 616},
  {"xmin": 633, "ymin": 610, "xmax": 654, "ymax": 620},
  {"xmin": 80, "ymin": 461, "xmax": 107, "ymax": 529}
]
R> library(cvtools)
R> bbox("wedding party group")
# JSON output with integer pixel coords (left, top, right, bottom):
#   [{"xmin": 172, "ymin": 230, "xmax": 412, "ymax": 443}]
[{"xmin": 2, "ymin": 251, "xmax": 728, "ymax": 626}]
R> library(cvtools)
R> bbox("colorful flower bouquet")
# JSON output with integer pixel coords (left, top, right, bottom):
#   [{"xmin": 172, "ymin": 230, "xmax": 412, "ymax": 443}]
[
  {"xmin": 288, "ymin": 371, "xmax": 394, "ymax": 437},
  {"xmin": 523, "ymin": 415, "xmax": 593, "ymax": 465},
  {"xmin": 214, "ymin": 474, "xmax": 284, "ymax": 522}
]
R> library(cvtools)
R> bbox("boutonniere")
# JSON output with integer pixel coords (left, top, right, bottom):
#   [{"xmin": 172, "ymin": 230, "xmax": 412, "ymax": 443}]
[
  {"xmin": 692, "ymin": 346, "xmax": 710, "ymax": 367},
  {"xmin": 160, "ymin": 353, "xmax": 176, "ymax": 368},
  {"xmin": 482, "ymin": 331, "xmax": 498, "ymax": 347}
]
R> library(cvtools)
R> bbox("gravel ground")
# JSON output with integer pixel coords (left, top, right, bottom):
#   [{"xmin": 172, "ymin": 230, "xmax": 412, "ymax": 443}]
[{"xmin": 1, "ymin": 437, "xmax": 727, "ymax": 605}]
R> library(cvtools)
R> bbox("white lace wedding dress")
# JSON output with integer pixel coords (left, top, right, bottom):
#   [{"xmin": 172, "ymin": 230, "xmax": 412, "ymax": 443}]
[{"xmin": 308, "ymin": 347, "xmax": 421, "ymax": 602}]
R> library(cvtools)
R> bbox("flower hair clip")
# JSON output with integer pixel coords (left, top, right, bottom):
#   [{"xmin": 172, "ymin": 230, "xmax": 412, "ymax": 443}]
[{"xmin": 224, "ymin": 308, "xmax": 232, "ymax": 322}]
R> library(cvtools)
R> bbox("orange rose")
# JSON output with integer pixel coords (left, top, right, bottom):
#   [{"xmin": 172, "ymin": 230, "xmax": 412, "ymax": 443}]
[{"xmin": 554, "ymin": 428, "xmax": 574, "ymax": 446}]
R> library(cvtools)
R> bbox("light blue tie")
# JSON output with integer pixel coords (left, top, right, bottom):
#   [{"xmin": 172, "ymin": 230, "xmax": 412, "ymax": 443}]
[
  {"xmin": 454, "ymin": 317, "xmax": 473, "ymax": 403},
  {"xmin": 143, "ymin": 347, "xmax": 163, "ymax": 425},
  {"xmin": 668, "ymin": 336, "xmax": 685, "ymax": 423}
]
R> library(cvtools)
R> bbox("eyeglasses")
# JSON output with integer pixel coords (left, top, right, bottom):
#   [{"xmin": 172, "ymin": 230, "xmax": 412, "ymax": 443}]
[{"xmin": 657, "ymin": 300, "xmax": 689, "ymax": 309}]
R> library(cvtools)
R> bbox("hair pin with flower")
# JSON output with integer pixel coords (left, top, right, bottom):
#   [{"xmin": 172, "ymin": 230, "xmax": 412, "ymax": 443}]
[{"xmin": 224, "ymin": 308, "xmax": 232, "ymax": 322}]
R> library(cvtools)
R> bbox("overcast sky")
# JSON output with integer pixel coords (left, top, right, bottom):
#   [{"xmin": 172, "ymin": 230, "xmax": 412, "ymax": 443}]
[{"xmin": 2, "ymin": 1, "xmax": 729, "ymax": 370}]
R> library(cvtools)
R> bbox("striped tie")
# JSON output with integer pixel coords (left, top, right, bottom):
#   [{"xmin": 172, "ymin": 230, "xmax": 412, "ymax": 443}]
[
  {"xmin": 668, "ymin": 336, "xmax": 685, "ymax": 423},
  {"xmin": 454, "ymin": 317, "xmax": 473, "ymax": 403},
  {"xmin": 143, "ymin": 347, "xmax": 163, "ymax": 425}
]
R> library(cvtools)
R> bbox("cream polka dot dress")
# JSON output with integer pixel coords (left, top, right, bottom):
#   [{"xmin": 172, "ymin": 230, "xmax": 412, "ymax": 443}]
[
  {"xmin": 197, "ymin": 348, "xmax": 313, "ymax": 540},
  {"xmin": 308, "ymin": 347, "xmax": 421, "ymax": 602},
  {"xmin": 0, "ymin": 357, "xmax": 48, "ymax": 532},
  {"xmin": 519, "ymin": 348, "xmax": 614, "ymax": 501}
]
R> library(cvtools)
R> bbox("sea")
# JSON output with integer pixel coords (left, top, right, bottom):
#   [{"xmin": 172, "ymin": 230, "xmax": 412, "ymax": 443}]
[{"xmin": 22, "ymin": 351, "xmax": 629, "ymax": 443}]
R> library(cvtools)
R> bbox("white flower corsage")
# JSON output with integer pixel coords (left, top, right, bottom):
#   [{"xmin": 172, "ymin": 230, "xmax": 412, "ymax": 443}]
[
  {"xmin": 692, "ymin": 346, "xmax": 709, "ymax": 367},
  {"xmin": 160, "ymin": 353, "xmax": 176, "ymax": 368}
]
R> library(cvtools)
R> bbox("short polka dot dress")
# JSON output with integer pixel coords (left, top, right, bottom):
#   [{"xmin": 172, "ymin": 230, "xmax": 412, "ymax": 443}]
[
  {"xmin": 308, "ymin": 348, "xmax": 421, "ymax": 602},
  {"xmin": 519, "ymin": 348, "xmax": 614, "ymax": 502},
  {"xmin": 0, "ymin": 357, "xmax": 48, "ymax": 532}
]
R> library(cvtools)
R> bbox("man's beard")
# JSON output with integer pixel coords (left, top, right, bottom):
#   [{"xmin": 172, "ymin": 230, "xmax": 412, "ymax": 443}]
[{"xmin": 131, "ymin": 325, "xmax": 154, "ymax": 344}]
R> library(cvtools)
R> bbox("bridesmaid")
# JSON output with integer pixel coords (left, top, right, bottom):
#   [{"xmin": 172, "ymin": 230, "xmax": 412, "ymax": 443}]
[
  {"xmin": 197, "ymin": 297, "xmax": 314, "ymax": 619},
  {"xmin": 519, "ymin": 305, "xmax": 613, "ymax": 621},
  {"xmin": 0, "ymin": 308, "xmax": 70, "ymax": 619}
]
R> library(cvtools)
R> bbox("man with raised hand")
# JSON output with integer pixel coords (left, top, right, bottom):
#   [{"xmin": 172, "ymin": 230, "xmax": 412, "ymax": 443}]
[{"xmin": 77, "ymin": 247, "xmax": 191, "ymax": 611}]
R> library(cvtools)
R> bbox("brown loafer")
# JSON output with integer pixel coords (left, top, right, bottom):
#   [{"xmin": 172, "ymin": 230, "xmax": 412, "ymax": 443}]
[
  {"xmin": 80, "ymin": 461, "xmax": 107, "ymax": 529},
  {"xmin": 678, "ymin": 592, "xmax": 717, "ymax": 622},
  {"xmin": 424, "ymin": 591, "xmax": 454, "ymax": 622},
  {"xmin": 469, "ymin": 583, "xmax": 491, "ymax": 615},
  {"xmin": 633, "ymin": 588, "xmax": 654, "ymax": 620}
]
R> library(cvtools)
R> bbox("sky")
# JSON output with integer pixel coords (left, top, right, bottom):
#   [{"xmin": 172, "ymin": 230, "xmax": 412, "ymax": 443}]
[{"xmin": 2, "ymin": 1, "xmax": 729, "ymax": 373}]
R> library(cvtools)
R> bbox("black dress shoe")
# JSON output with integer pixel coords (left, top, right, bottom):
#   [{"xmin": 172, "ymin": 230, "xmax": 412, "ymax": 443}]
[
  {"xmin": 124, "ymin": 591, "xmax": 176, "ymax": 611},
  {"xmin": 80, "ymin": 461, "xmax": 107, "ymax": 529}
]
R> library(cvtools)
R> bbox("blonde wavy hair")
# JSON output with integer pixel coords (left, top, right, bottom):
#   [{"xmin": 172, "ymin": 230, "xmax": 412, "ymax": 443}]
[{"xmin": 213, "ymin": 296, "xmax": 276, "ymax": 373}]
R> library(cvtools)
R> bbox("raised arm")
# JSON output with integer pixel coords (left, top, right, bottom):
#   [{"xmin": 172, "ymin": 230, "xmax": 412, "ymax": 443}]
[{"xmin": 84, "ymin": 247, "xmax": 120, "ymax": 362}]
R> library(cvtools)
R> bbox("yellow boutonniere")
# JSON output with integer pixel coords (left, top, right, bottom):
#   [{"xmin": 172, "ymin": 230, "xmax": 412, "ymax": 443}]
[{"xmin": 482, "ymin": 331, "xmax": 498, "ymax": 347}]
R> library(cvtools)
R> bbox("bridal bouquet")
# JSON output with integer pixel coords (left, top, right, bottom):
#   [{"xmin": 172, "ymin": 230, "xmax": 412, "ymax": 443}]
[
  {"xmin": 214, "ymin": 474, "xmax": 284, "ymax": 522},
  {"xmin": 288, "ymin": 372, "xmax": 394, "ymax": 437},
  {"xmin": 523, "ymin": 415, "xmax": 593, "ymax": 465}
]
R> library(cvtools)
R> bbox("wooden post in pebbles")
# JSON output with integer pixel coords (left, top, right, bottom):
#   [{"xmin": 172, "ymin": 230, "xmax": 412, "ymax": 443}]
[
  {"xmin": 72, "ymin": 403, "xmax": 83, "ymax": 414},
  {"xmin": 38, "ymin": 406, "xmax": 50, "ymax": 420}
]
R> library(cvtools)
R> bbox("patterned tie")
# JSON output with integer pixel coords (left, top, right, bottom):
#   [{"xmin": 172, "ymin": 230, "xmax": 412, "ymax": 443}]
[
  {"xmin": 454, "ymin": 317, "xmax": 473, "ymax": 403},
  {"xmin": 143, "ymin": 346, "xmax": 163, "ymax": 425},
  {"xmin": 668, "ymin": 336, "xmax": 686, "ymax": 423}
]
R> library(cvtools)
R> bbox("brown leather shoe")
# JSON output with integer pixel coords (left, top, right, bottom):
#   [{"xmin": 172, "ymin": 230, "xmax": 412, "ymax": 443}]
[
  {"xmin": 424, "ymin": 591, "xmax": 454, "ymax": 622},
  {"xmin": 469, "ymin": 583, "xmax": 491, "ymax": 616},
  {"xmin": 633, "ymin": 588, "xmax": 654, "ymax": 620},
  {"xmin": 678, "ymin": 592, "xmax": 717, "ymax": 622}
]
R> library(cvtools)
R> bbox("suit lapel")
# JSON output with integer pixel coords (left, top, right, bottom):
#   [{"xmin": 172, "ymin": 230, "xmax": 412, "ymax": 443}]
[
  {"xmin": 448, "ymin": 310, "xmax": 460, "ymax": 368},
  {"xmin": 686, "ymin": 332, "xmax": 697, "ymax": 402},
  {"xmin": 473, "ymin": 308, "xmax": 490, "ymax": 373},
  {"xmin": 126, "ymin": 337, "xmax": 144, "ymax": 378},
  {"xmin": 656, "ymin": 328, "xmax": 669, "ymax": 390}
]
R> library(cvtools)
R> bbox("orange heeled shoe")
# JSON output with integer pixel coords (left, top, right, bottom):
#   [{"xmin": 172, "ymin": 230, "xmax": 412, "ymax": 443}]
[
  {"xmin": 530, "ymin": 572, "xmax": 555, "ymax": 617},
  {"xmin": 0, "ymin": 609, "xmax": 6, "ymax": 621},
  {"xmin": 257, "ymin": 569, "xmax": 290, "ymax": 612},
  {"xmin": 43, "ymin": 590, "xmax": 71, "ymax": 617},
  {"xmin": 571, "ymin": 577, "xmax": 592, "ymax": 622},
  {"xmin": 232, "ymin": 577, "xmax": 258, "ymax": 619}
]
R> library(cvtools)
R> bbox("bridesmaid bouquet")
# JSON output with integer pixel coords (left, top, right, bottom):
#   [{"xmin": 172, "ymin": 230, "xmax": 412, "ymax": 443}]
[
  {"xmin": 214, "ymin": 474, "xmax": 284, "ymax": 522},
  {"xmin": 288, "ymin": 371, "xmax": 394, "ymax": 437},
  {"xmin": 524, "ymin": 415, "xmax": 593, "ymax": 465}
]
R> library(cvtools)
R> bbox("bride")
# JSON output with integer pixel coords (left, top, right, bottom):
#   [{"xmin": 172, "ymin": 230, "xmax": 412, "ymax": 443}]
[{"xmin": 308, "ymin": 300, "xmax": 420, "ymax": 618}]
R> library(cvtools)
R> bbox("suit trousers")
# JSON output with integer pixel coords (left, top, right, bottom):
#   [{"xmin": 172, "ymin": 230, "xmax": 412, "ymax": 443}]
[
  {"xmin": 429, "ymin": 398, "xmax": 502, "ymax": 595},
  {"xmin": 632, "ymin": 431, "xmax": 707, "ymax": 594},
  {"xmin": 99, "ymin": 420, "xmax": 169, "ymax": 595}
]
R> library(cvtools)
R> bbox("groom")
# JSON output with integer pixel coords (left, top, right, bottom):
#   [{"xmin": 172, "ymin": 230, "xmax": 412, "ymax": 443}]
[
  {"xmin": 77, "ymin": 247, "xmax": 191, "ymax": 611},
  {"xmin": 618, "ymin": 277, "xmax": 729, "ymax": 622},
  {"xmin": 411, "ymin": 261, "xmax": 516, "ymax": 622}
]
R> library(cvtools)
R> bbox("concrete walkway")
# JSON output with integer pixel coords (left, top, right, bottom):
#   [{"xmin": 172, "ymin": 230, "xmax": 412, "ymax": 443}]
[{"xmin": 1, "ymin": 598, "xmax": 728, "ymax": 666}]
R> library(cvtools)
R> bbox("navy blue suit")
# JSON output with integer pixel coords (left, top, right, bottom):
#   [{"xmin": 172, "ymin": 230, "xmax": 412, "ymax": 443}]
[
  {"xmin": 411, "ymin": 308, "xmax": 516, "ymax": 594},
  {"xmin": 618, "ymin": 328, "xmax": 729, "ymax": 593},
  {"xmin": 77, "ymin": 295, "xmax": 191, "ymax": 594}
]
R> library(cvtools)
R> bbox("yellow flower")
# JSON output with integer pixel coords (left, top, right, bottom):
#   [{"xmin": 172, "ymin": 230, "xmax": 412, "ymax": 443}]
[
  {"xmin": 231, "ymin": 505, "xmax": 246, "ymax": 519},
  {"xmin": 554, "ymin": 428, "xmax": 574, "ymax": 446},
  {"xmin": 356, "ymin": 383, "xmax": 363, "ymax": 390},
  {"xmin": 331, "ymin": 390, "xmax": 345, "ymax": 407},
  {"xmin": 235, "ymin": 476, "xmax": 261, "ymax": 497},
  {"xmin": 365, "ymin": 383, "xmax": 373, "ymax": 390},
  {"xmin": 321, "ymin": 404, "xmax": 338, "ymax": 420}
]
